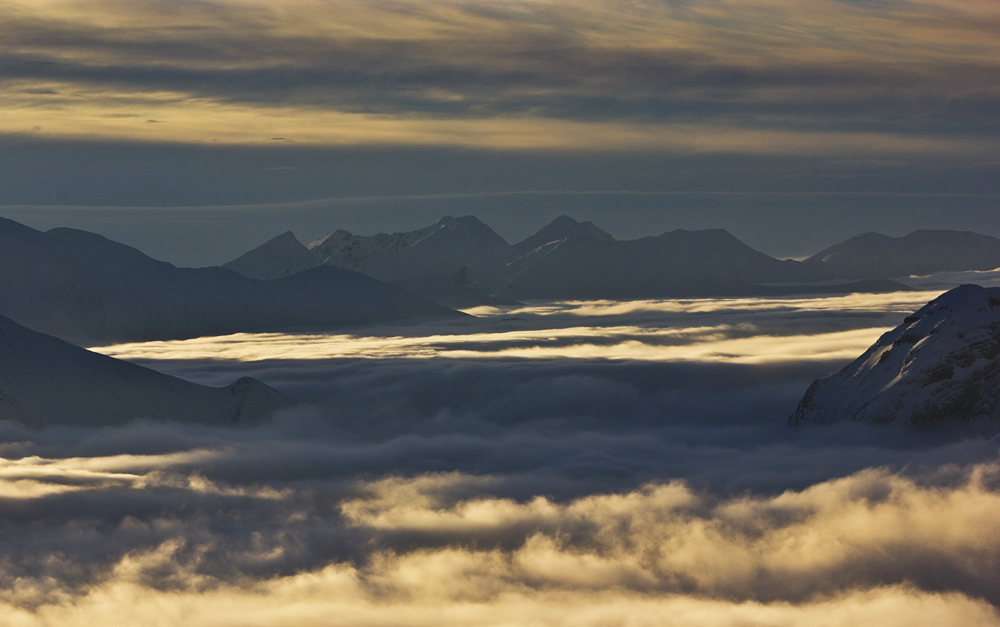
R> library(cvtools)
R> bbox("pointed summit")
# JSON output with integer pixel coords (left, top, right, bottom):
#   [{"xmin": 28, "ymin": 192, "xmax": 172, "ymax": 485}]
[
  {"xmin": 222, "ymin": 231, "xmax": 322, "ymax": 280},
  {"xmin": 515, "ymin": 215, "xmax": 613, "ymax": 253}
]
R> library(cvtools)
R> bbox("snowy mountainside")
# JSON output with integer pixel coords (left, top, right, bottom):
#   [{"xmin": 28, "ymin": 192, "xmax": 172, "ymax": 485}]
[
  {"xmin": 791, "ymin": 284, "xmax": 1000, "ymax": 435},
  {"xmin": 222, "ymin": 231, "xmax": 323, "ymax": 280},
  {"xmin": 309, "ymin": 216, "xmax": 513, "ymax": 284},
  {"xmin": 0, "ymin": 313, "xmax": 290, "ymax": 427}
]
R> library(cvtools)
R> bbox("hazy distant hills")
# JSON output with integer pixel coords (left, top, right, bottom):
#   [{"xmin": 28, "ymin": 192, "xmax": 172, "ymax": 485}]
[
  {"xmin": 791, "ymin": 284, "xmax": 1000, "ymax": 436},
  {"xmin": 224, "ymin": 215, "xmax": 970, "ymax": 303},
  {"xmin": 0, "ymin": 217, "xmax": 463, "ymax": 346},
  {"xmin": 0, "ymin": 313, "xmax": 290, "ymax": 427},
  {"xmin": 804, "ymin": 230, "xmax": 1000, "ymax": 280},
  {"xmin": 474, "ymin": 228, "xmax": 816, "ymax": 300}
]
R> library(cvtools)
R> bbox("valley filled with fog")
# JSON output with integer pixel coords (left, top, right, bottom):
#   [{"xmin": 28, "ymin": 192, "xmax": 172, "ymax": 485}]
[{"xmin": 3, "ymin": 289, "xmax": 999, "ymax": 626}]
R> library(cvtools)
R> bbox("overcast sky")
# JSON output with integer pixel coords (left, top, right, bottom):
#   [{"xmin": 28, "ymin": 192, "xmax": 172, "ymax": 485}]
[{"xmin": 1, "ymin": 0, "xmax": 999, "ymax": 264}]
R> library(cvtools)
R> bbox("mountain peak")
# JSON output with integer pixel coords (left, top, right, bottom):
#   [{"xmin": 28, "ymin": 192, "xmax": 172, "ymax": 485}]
[
  {"xmin": 791, "ymin": 284, "xmax": 1000, "ymax": 435},
  {"xmin": 307, "ymin": 216, "xmax": 511, "ymax": 283},
  {"xmin": 436, "ymin": 215, "xmax": 483, "ymax": 227},
  {"xmin": 222, "ymin": 231, "xmax": 322, "ymax": 280},
  {"xmin": 432, "ymin": 215, "xmax": 506, "ymax": 241},
  {"xmin": 515, "ymin": 215, "xmax": 613, "ymax": 253}
]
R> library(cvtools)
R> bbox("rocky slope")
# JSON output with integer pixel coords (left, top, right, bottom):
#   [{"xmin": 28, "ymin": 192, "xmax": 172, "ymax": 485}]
[{"xmin": 791, "ymin": 284, "xmax": 1000, "ymax": 435}]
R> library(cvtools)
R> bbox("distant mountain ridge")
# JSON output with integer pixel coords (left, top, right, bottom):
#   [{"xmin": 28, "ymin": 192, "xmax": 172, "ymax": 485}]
[
  {"xmin": 0, "ymin": 217, "xmax": 463, "ymax": 346},
  {"xmin": 791, "ymin": 284, "xmax": 1000, "ymax": 436},
  {"xmin": 227, "ymin": 216, "xmax": 985, "ymax": 303},
  {"xmin": 804, "ymin": 230, "xmax": 1000, "ymax": 280},
  {"xmin": 472, "ymin": 228, "xmax": 817, "ymax": 300},
  {"xmin": 309, "ymin": 216, "xmax": 512, "ymax": 285}
]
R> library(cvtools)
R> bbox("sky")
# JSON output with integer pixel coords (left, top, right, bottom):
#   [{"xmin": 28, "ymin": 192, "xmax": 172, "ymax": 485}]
[{"xmin": 1, "ymin": 0, "xmax": 999, "ymax": 264}]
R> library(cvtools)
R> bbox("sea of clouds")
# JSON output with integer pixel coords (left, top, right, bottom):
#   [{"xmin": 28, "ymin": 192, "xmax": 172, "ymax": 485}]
[{"xmin": 2, "ymin": 293, "xmax": 998, "ymax": 626}]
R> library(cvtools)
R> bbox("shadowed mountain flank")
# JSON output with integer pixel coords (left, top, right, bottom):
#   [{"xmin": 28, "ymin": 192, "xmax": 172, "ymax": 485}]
[
  {"xmin": 0, "ymin": 314, "xmax": 290, "ymax": 427},
  {"xmin": 0, "ymin": 217, "xmax": 462, "ymax": 346},
  {"xmin": 805, "ymin": 230, "xmax": 1000, "ymax": 280},
  {"xmin": 222, "ymin": 231, "xmax": 323, "ymax": 280}
]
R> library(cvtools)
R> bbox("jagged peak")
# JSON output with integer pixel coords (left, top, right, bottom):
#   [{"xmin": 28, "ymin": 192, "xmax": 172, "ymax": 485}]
[{"xmin": 516, "ymin": 215, "xmax": 613, "ymax": 251}]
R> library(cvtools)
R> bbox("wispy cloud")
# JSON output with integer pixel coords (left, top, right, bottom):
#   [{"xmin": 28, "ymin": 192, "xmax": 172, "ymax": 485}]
[
  {"xmin": 1, "ymin": 0, "xmax": 997, "ymax": 153},
  {"xmin": 94, "ymin": 292, "xmax": 938, "ymax": 363},
  {"xmin": 93, "ymin": 325, "xmax": 890, "ymax": 364}
]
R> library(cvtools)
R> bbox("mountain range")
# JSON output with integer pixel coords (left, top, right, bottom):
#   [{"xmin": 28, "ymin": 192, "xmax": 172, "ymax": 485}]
[
  {"xmin": 225, "ymin": 215, "xmax": 1000, "ymax": 304},
  {"xmin": 0, "ymin": 217, "xmax": 463, "ymax": 346},
  {"xmin": 5, "ymin": 212, "xmax": 1000, "ymax": 347},
  {"xmin": 5, "ymin": 212, "xmax": 1000, "ymax": 433},
  {"xmin": 791, "ymin": 284, "xmax": 1000, "ymax": 436}
]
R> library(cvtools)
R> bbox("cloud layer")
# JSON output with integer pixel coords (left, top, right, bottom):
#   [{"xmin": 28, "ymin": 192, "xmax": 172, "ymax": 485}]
[
  {"xmin": 4, "ymin": 293, "xmax": 1000, "ymax": 624},
  {"xmin": 94, "ymin": 291, "xmax": 938, "ymax": 363},
  {"xmin": 2, "ymin": 0, "xmax": 998, "ymax": 154},
  {"xmin": 1, "ymin": 456, "xmax": 999, "ymax": 626}
]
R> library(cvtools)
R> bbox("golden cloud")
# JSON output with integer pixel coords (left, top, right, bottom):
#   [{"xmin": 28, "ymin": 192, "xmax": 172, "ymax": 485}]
[
  {"xmin": 1, "ymin": 0, "xmax": 997, "ymax": 153},
  {"xmin": 93, "ymin": 292, "xmax": 941, "ymax": 363},
  {"xmin": 2, "ymin": 460, "xmax": 1000, "ymax": 625}
]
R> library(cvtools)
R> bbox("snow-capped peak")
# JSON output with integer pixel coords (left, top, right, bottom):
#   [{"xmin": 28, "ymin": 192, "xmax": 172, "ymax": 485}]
[
  {"xmin": 306, "ymin": 216, "xmax": 512, "ymax": 283},
  {"xmin": 791, "ymin": 284, "xmax": 1000, "ymax": 435}
]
